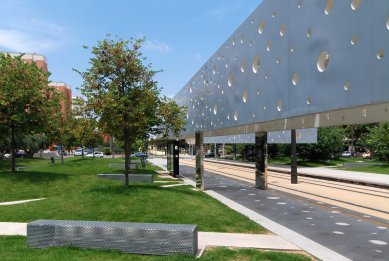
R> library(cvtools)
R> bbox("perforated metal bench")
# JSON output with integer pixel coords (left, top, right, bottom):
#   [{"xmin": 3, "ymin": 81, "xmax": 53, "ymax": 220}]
[
  {"xmin": 97, "ymin": 174, "xmax": 153, "ymax": 183},
  {"xmin": 27, "ymin": 220, "xmax": 198, "ymax": 256}
]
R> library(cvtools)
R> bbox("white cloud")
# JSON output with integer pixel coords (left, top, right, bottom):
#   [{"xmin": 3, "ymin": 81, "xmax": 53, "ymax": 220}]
[
  {"xmin": 144, "ymin": 39, "xmax": 171, "ymax": 53},
  {"xmin": 0, "ymin": 18, "xmax": 65, "ymax": 53},
  {"xmin": 0, "ymin": 29, "xmax": 56, "ymax": 53}
]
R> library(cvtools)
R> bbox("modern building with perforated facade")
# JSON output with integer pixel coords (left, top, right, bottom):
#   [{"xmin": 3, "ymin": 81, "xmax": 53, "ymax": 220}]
[{"xmin": 173, "ymin": 0, "xmax": 389, "ymax": 190}]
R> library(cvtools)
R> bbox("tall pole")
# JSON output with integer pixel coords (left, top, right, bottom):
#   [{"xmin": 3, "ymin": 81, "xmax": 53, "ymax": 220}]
[
  {"xmin": 254, "ymin": 132, "xmax": 268, "ymax": 190},
  {"xmin": 195, "ymin": 132, "xmax": 204, "ymax": 191},
  {"xmin": 291, "ymin": 129, "xmax": 298, "ymax": 184}
]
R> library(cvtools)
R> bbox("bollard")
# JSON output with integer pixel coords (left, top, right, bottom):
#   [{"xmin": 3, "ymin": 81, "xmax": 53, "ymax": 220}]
[{"xmin": 141, "ymin": 158, "xmax": 146, "ymax": 168}]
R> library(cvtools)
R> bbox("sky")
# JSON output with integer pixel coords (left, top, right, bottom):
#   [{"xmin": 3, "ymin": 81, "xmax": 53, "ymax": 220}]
[{"xmin": 0, "ymin": 0, "xmax": 262, "ymax": 98}]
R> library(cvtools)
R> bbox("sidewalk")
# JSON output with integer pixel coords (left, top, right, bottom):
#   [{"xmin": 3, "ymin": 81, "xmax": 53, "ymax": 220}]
[{"xmin": 148, "ymin": 157, "xmax": 388, "ymax": 261}]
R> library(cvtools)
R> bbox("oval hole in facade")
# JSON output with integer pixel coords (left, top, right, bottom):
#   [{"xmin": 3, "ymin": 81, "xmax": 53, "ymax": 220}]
[
  {"xmin": 351, "ymin": 36, "xmax": 357, "ymax": 45},
  {"xmin": 266, "ymin": 41, "xmax": 272, "ymax": 52},
  {"xmin": 292, "ymin": 73, "xmax": 300, "ymax": 86},
  {"xmin": 325, "ymin": 0, "xmax": 334, "ymax": 15},
  {"xmin": 344, "ymin": 81, "xmax": 351, "ymax": 91},
  {"xmin": 377, "ymin": 49, "xmax": 384, "ymax": 60},
  {"xmin": 317, "ymin": 51, "xmax": 330, "ymax": 72},
  {"xmin": 351, "ymin": 0, "xmax": 362, "ymax": 10},
  {"xmin": 240, "ymin": 61, "xmax": 247, "ymax": 73},
  {"xmin": 277, "ymin": 101, "xmax": 283, "ymax": 112},
  {"xmin": 243, "ymin": 90, "xmax": 248, "ymax": 103},
  {"xmin": 258, "ymin": 21, "xmax": 265, "ymax": 34},
  {"xmin": 252, "ymin": 55, "xmax": 260, "ymax": 73},
  {"xmin": 228, "ymin": 73, "xmax": 233, "ymax": 87},
  {"xmin": 280, "ymin": 25, "xmax": 286, "ymax": 37}
]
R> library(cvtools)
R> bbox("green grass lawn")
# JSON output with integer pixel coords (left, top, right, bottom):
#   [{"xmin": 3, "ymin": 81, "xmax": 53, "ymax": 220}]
[
  {"xmin": 0, "ymin": 157, "xmax": 262, "ymax": 233},
  {"xmin": 268, "ymin": 156, "xmax": 389, "ymax": 174},
  {"xmin": 0, "ymin": 157, "xmax": 314, "ymax": 260},
  {"xmin": 0, "ymin": 236, "xmax": 311, "ymax": 261}
]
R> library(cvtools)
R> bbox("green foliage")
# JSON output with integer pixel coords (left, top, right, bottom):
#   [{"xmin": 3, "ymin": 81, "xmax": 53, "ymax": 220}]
[
  {"xmin": 297, "ymin": 127, "xmax": 345, "ymax": 162},
  {"xmin": 268, "ymin": 144, "xmax": 290, "ymax": 159},
  {"xmin": 77, "ymin": 36, "xmax": 162, "ymax": 183},
  {"xmin": 77, "ymin": 36, "xmax": 161, "ymax": 140},
  {"xmin": 367, "ymin": 122, "xmax": 389, "ymax": 162},
  {"xmin": 158, "ymin": 96, "xmax": 187, "ymax": 139},
  {"xmin": 18, "ymin": 133, "xmax": 49, "ymax": 155},
  {"xmin": 0, "ymin": 53, "xmax": 62, "ymax": 170}
]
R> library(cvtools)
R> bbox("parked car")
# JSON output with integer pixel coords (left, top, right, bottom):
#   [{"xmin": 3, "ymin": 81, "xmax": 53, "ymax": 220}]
[
  {"xmin": 86, "ymin": 152, "xmax": 104, "ymax": 158},
  {"xmin": 341, "ymin": 151, "xmax": 352, "ymax": 158},
  {"xmin": 15, "ymin": 151, "xmax": 27, "ymax": 158},
  {"xmin": 131, "ymin": 152, "xmax": 148, "ymax": 158},
  {"xmin": 3, "ymin": 153, "xmax": 11, "ymax": 159},
  {"xmin": 205, "ymin": 152, "xmax": 215, "ymax": 158},
  {"xmin": 74, "ymin": 149, "xmax": 84, "ymax": 156}
]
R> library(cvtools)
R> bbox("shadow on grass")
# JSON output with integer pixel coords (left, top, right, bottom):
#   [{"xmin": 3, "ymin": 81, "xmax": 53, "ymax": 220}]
[
  {"xmin": 88, "ymin": 183, "xmax": 196, "ymax": 197},
  {"xmin": 0, "ymin": 171, "xmax": 69, "ymax": 183}
]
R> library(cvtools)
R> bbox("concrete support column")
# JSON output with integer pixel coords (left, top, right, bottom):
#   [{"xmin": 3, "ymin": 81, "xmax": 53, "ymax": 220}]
[
  {"xmin": 255, "ymin": 132, "xmax": 268, "ymax": 190},
  {"xmin": 195, "ymin": 131, "xmax": 204, "ymax": 190},
  {"xmin": 291, "ymin": 129, "xmax": 298, "ymax": 184}
]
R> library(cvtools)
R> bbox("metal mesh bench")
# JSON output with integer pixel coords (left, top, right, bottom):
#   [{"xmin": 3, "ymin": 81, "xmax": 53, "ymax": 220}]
[
  {"xmin": 27, "ymin": 220, "xmax": 198, "ymax": 256},
  {"xmin": 97, "ymin": 174, "xmax": 154, "ymax": 183}
]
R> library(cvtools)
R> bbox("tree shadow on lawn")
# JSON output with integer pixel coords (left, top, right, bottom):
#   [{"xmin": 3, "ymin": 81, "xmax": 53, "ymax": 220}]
[
  {"xmin": 102, "ymin": 169, "xmax": 158, "ymax": 175},
  {"xmin": 0, "ymin": 170, "xmax": 70, "ymax": 184},
  {"xmin": 88, "ymin": 183, "xmax": 196, "ymax": 197}
]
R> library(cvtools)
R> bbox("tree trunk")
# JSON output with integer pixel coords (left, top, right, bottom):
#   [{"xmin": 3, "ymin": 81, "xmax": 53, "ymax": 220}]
[
  {"xmin": 351, "ymin": 126, "xmax": 355, "ymax": 157},
  {"xmin": 124, "ymin": 127, "xmax": 130, "ymax": 188},
  {"xmin": 11, "ymin": 124, "xmax": 16, "ymax": 172},
  {"xmin": 61, "ymin": 152, "xmax": 64, "ymax": 164},
  {"xmin": 110, "ymin": 136, "xmax": 114, "ymax": 159}
]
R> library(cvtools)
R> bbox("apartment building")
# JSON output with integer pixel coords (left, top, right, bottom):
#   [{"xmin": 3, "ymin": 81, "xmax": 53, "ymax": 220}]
[
  {"xmin": 2, "ymin": 52, "xmax": 73, "ymax": 117},
  {"xmin": 49, "ymin": 82, "xmax": 72, "ymax": 116}
]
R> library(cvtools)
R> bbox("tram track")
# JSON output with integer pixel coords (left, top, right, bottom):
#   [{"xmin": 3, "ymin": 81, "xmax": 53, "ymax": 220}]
[
  {"xmin": 180, "ymin": 159, "xmax": 389, "ymax": 220},
  {"xmin": 204, "ymin": 161, "xmax": 389, "ymax": 198}
]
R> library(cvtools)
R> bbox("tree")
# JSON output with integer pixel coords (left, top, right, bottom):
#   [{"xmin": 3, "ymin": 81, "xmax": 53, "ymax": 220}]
[
  {"xmin": 0, "ymin": 124, "xmax": 10, "ymax": 160},
  {"xmin": 158, "ymin": 97, "xmax": 187, "ymax": 154},
  {"xmin": 366, "ymin": 122, "xmax": 389, "ymax": 161},
  {"xmin": 0, "ymin": 53, "xmax": 61, "ymax": 171},
  {"xmin": 342, "ymin": 124, "xmax": 377, "ymax": 156},
  {"xmin": 77, "ymin": 36, "xmax": 161, "ymax": 187},
  {"xmin": 297, "ymin": 127, "xmax": 345, "ymax": 162}
]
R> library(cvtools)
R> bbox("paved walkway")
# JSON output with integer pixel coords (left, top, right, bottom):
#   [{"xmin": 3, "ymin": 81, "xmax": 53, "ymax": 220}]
[{"xmin": 148, "ymin": 157, "xmax": 389, "ymax": 261}]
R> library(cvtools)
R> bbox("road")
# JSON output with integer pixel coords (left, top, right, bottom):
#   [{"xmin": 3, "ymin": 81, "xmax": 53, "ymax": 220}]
[{"xmin": 179, "ymin": 158, "xmax": 389, "ymax": 261}]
